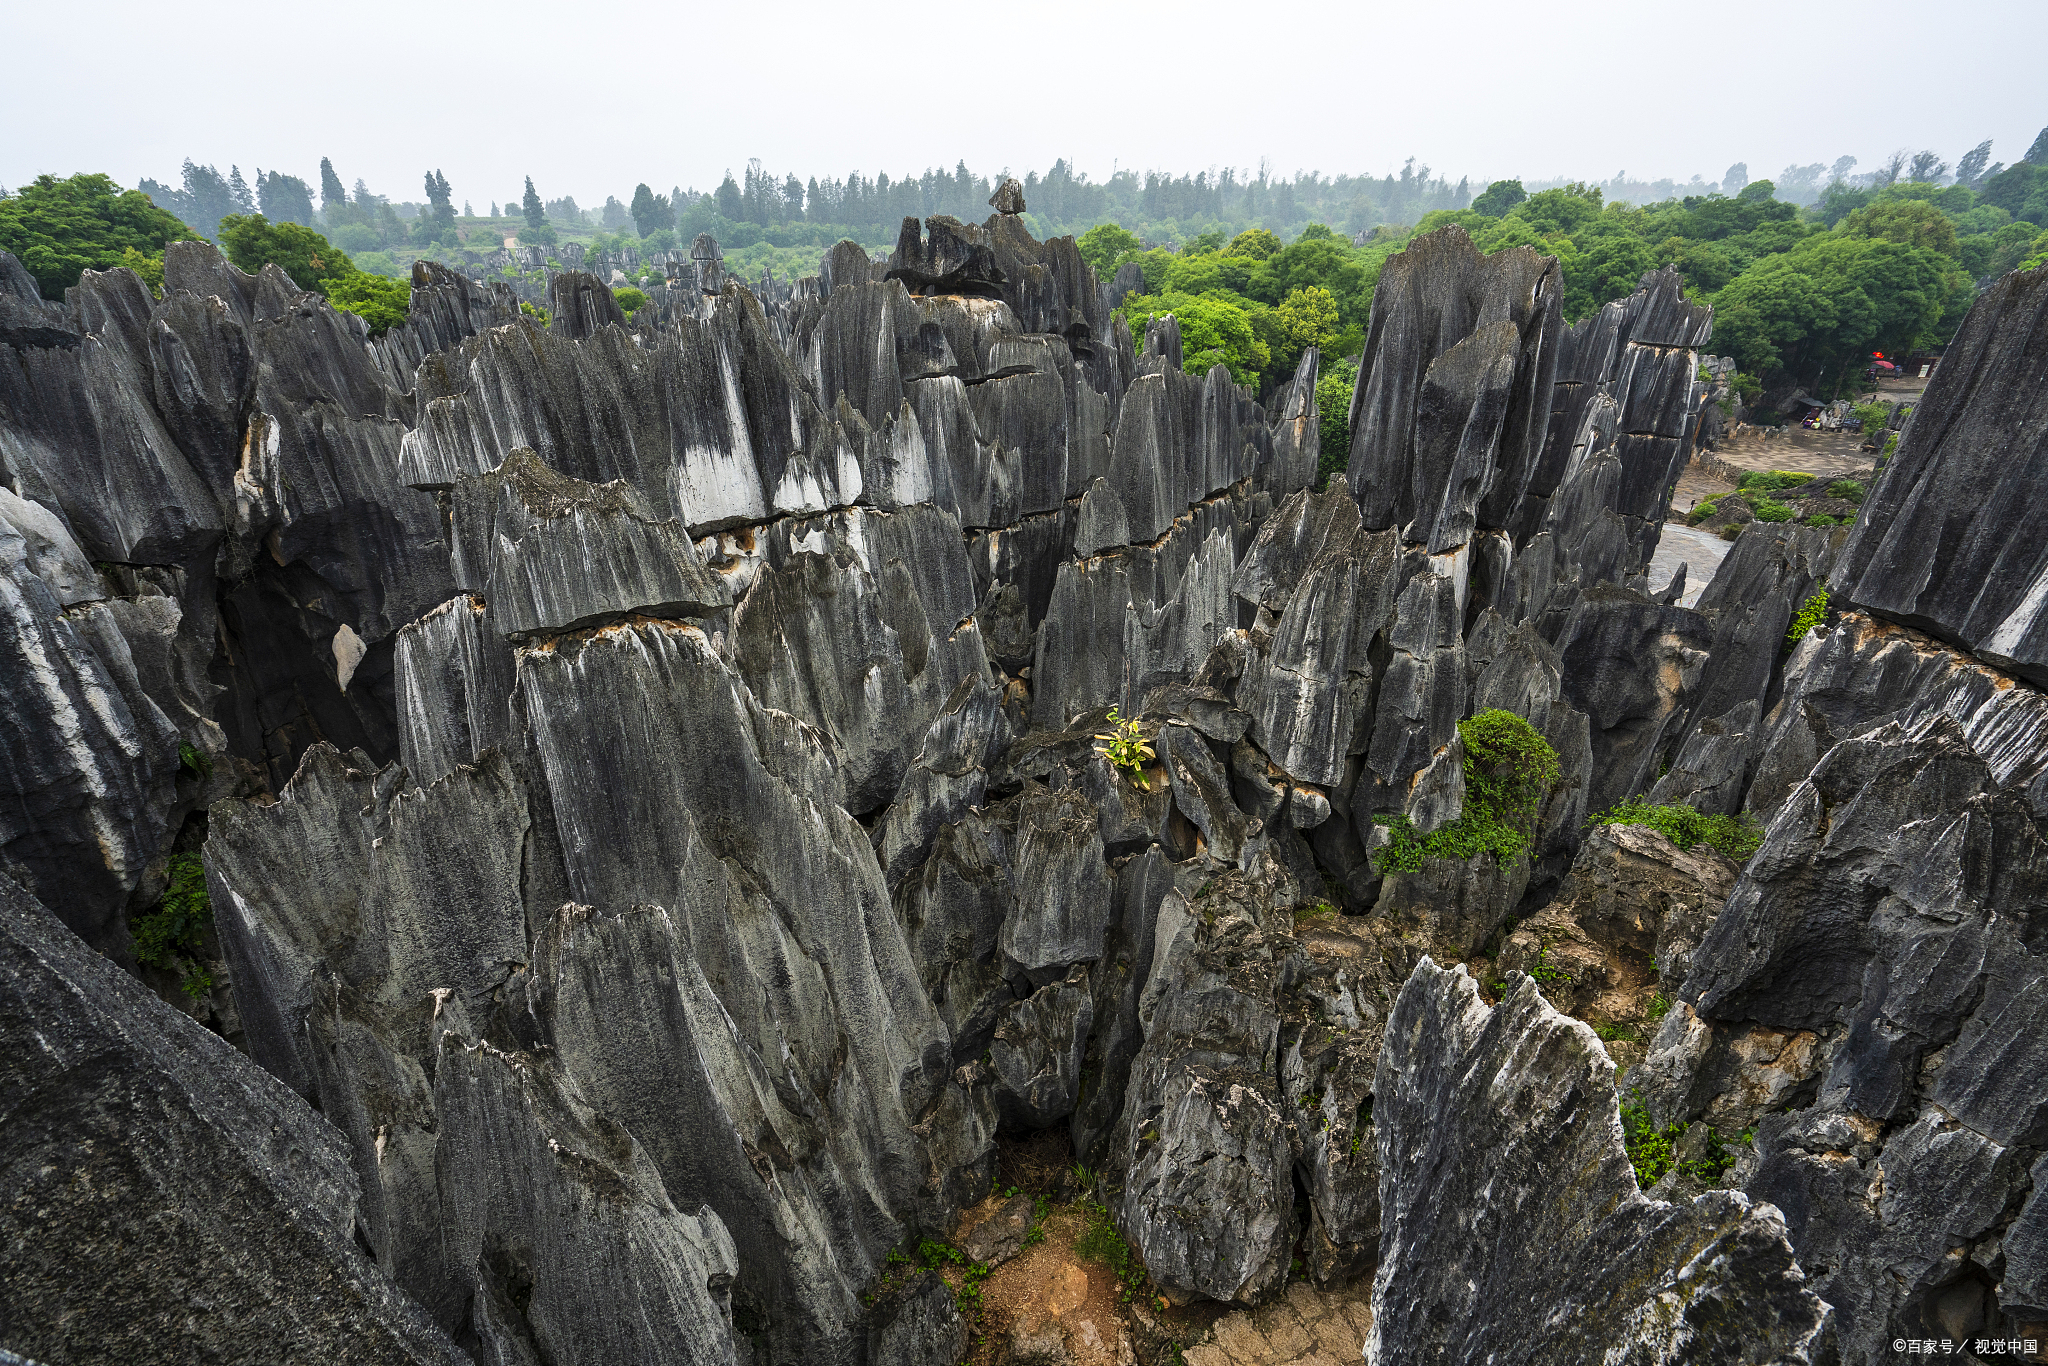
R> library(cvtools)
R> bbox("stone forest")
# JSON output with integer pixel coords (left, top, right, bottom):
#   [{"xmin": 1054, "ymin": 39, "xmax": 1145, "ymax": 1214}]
[{"xmin": 2, "ymin": 171, "xmax": 2047, "ymax": 1366}]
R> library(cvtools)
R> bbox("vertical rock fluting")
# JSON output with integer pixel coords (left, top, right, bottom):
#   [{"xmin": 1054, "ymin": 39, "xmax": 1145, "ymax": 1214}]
[
  {"xmin": 37, "ymin": 229, "xmax": 2048, "ymax": 1365},
  {"xmin": 1829, "ymin": 263, "xmax": 2048, "ymax": 686},
  {"xmin": 1368, "ymin": 958, "xmax": 1828, "ymax": 1363}
]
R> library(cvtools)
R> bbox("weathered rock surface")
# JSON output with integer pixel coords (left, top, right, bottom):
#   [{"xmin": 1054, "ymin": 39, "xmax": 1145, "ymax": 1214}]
[
  {"xmin": 37, "ymin": 215, "xmax": 2048, "ymax": 1366},
  {"xmin": 1369, "ymin": 958, "xmax": 1828, "ymax": 1364},
  {"xmin": 1831, "ymin": 263, "xmax": 2048, "ymax": 685},
  {"xmin": 1640, "ymin": 711, "xmax": 2048, "ymax": 1360},
  {"xmin": 0, "ymin": 873, "xmax": 465, "ymax": 1365}
]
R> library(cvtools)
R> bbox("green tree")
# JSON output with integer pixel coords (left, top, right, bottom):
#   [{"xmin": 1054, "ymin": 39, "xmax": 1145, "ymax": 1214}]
[
  {"xmin": 421, "ymin": 169, "xmax": 457, "ymax": 244},
  {"xmin": 1510, "ymin": 183, "xmax": 1604, "ymax": 237},
  {"xmin": 1838, "ymin": 198, "xmax": 1959, "ymax": 257},
  {"xmin": 715, "ymin": 172, "xmax": 743, "ymax": 220},
  {"xmin": 1161, "ymin": 250, "xmax": 1260, "ymax": 296},
  {"xmin": 1269, "ymin": 284, "xmax": 1340, "ymax": 375},
  {"xmin": 1562, "ymin": 233, "xmax": 1660, "ymax": 319},
  {"xmin": 1314, "ymin": 366, "xmax": 1355, "ymax": 488},
  {"xmin": 0, "ymin": 172, "xmax": 195, "ymax": 298},
  {"xmin": 629, "ymin": 183, "xmax": 674, "ymax": 238},
  {"xmin": 216, "ymin": 214, "xmax": 358, "ymax": 292},
  {"xmin": 321, "ymin": 272, "xmax": 411, "ymax": 337},
  {"xmin": 1076, "ymin": 222, "xmax": 1142, "ymax": 279},
  {"xmin": 1116, "ymin": 290, "xmax": 1269, "ymax": 386},
  {"xmin": 1470, "ymin": 179, "xmax": 1526, "ymax": 218},
  {"xmin": 1225, "ymin": 227, "xmax": 1282, "ymax": 259},
  {"xmin": 521, "ymin": 177, "xmax": 546, "ymax": 232}
]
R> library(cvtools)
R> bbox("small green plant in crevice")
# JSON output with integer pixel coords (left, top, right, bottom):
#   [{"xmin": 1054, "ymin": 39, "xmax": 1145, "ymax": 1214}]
[
  {"xmin": 954, "ymin": 1259, "xmax": 992, "ymax": 1314},
  {"xmin": 1347, "ymin": 1097, "xmax": 1374, "ymax": 1157},
  {"xmin": 1022, "ymin": 1193, "xmax": 1053, "ymax": 1248},
  {"xmin": 1075, "ymin": 1199, "xmax": 1147, "ymax": 1301},
  {"xmin": 916, "ymin": 1238, "xmax": 963, "ymax": 1271},
  {"xmin": 1621, "ymin": 1098, "xmax": 1682, "ymax": 1187},
  {"xmin": 1593, "ymin": 1021, "xmax": 1641, "ymax": 1043},
  {"xmin": 177, "ymin": 742, "xmax": 212, "ymax": 781},
  {"xmin": 1786, "ymin": 587, "xmax": 1829, "ymax": 649},
  {"xmin": 1371, "ymin": 710, "xmax": 1561, "ymax": 875},
  {"xmin": 1528, "ymin": 942, "xmax": 1569, "ymax": 986},
  {"xmin": 131, "ymin": 852, "xmax": 213, "ymax": 997},
  {"xmin": 1093, "ymin": 706, "xmax": 1156, "ymax": 791},
  {"xmin": 1587, "ymin": 798, "xmax": 1765, "ymax": 862},
  {"xmin": 1646, "ymin": 991, "xmax": 1673, "ymax": 1022}
]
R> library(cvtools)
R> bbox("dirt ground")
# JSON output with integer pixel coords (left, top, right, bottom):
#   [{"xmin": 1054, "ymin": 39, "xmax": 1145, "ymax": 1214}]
[{"xmin": 946, "ymin": 1129, "xmax": 1371, "ymax": 1366}]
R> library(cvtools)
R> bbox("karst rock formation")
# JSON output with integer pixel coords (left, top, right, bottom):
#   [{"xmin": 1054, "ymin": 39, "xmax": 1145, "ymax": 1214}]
[{"xmin": 3, "ymin": 177, "xmax": 2046, "ymax": 1365}]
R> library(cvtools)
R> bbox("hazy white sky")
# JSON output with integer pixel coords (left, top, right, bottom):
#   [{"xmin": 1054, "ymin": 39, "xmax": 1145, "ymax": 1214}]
[{"xmin": 5, "ymin": 0, "xmax": 2042, "ymax": 208}]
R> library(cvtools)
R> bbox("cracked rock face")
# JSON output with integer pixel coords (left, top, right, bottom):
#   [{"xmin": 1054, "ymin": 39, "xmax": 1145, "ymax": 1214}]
[
  {"xmin": 0, "ymin": 874, "xmax": 466, "ymax": 1365},
  {"xmin": 1831, "ymin": 263, "xmax": 2048, "ymax": 686},
  {"xmin": 1369, "ymin": 958, "xmax": 1829, "ymax": 1365},
  {"xmin": 13, "ymin": 222, "xmax": 2048, "ymax": 1366}
]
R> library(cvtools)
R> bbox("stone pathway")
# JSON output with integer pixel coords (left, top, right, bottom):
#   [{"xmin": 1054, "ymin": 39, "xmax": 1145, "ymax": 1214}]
[
  {"xmin": 1180, "ymin": 1282, "xmax": 1373, "ymax": 1366},
  {"xmin": 1647, "ymin": 523, "xmax": 1730, "ymax": 609}
]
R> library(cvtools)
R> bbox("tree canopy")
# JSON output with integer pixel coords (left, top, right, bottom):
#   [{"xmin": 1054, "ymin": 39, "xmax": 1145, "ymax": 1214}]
[{"xmin": 0, "ymin": 173, "xmax": 195, "ymax": 299}]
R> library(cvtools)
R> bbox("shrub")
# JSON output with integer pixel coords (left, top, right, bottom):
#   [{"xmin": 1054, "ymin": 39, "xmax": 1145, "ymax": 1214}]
[
  {"xmin": 322, "ymin": 271, "xmax": 411, "ymax": 337},
  {"xmin": 1735, "ymin": 470, "xmax": 1814, "ymax": 495},
  {"xmin": 1621, "ymin": 1099, "xmax": 1749, "ymax": 1189},
  {"xmin": 131, "ymin": 852, "xmax": 213, "ymax": 997},
  {"xmin": 1825, "ymin": 479, "xmax": 1865, "ymax": 503},
  {"xmin": 1750, "ymin": 497, "xmax": 1796, "ymax": 522},
  {"xmin": 1786, "ymin": 588, "xmax": 1829, "ymax": 647},
  {"xmin": 612, "ymin": 286, "xmax": 647, "ymax": 315},
  {"xmin": 1587, "ymin": 798, "xmax": 1764, "ymax": 862},
  {"xmin": 1373, "ymin": 710, "xmax": 1561, "ymax": 874}
]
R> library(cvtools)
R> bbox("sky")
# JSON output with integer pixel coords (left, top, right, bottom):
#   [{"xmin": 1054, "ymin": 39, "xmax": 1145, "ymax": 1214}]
[{"xmin": 4, "ymin": 0, "xmax": 2042, "ymax": 210}]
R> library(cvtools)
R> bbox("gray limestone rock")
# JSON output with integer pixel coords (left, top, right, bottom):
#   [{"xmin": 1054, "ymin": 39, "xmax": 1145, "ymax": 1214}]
[
  {"xmin": 451, "ymin": 449, "xmax": 729, "ymax": 638},
  {"xmin": 1346, "ymin": 228, "xmax": 1561, "ymax": 551},
  {"xmin": 546, "ymin": 268, "xmax": 627, "ymax": 340},
  {"xmin": 1369, "ymin": 958, "xmax": 1828, "ymax": 1364},
  {"xmin": 0, "ymin": 874, "xmax": 466, "ymax": 1366},
  {"xmin": 1830, "ymin": 263, "xmax": 2048, "ymax": 685},
  {"xmin": 866, "ymin": 1269, "xmax": 968, "ymax": 1366},
  {"xmin": 1642, "ymin": 710, "xmax": 2048, "ymax": 1358}
]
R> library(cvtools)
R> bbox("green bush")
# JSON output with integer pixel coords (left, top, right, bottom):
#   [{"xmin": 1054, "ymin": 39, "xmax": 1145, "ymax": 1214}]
[
  {"xmin": 1786, "ymin": 588, "xmax": 1830, "ymax": 648},
  {"xmin": 1620, "ymin": 1099, "xmax": 1749, "ymax": 1189},
  {"xmin": 1750, "ymin": 497, "xmax": 1796, "ymax": 523},
  {"xmin": 322, "ymin": 272, "xmax": 411, "ymax": 337},
  {"xmin": 1587, "ymin": 798, "xmax": 1764, "ymax": 862},
  {"xmin": 131, "ymin": 852, "xmax": 213, "ymax": 997},
  {"xmin": 1373, "ymin": 710, "xmax": 1561, "ymax": 874},
  {"xmin": 1825, "ymin": 479, "xmax": 1865, "ymax": 503},
  {"xmin": 1735, "ymin": 470, "xmax": 1814, "ymax": 495},
  {"xmin": 612, "ymin": 286, "xmax": 647, "ymax": 315}
]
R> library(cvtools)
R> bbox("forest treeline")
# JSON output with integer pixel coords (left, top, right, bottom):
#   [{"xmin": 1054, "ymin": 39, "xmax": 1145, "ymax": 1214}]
[{"xmin": 5, "ymin": 134, "xmax": 2046, "ymax": 459}]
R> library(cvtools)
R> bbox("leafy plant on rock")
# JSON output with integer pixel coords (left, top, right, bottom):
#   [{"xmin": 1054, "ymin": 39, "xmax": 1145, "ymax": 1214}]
[
  {"xmin": 1372, "ymin": 710, "xmax": 1561, "ymax": 874},
  {"xmin": 1786, "ymin": 587, "xmax": 1830, "ymax": 648},
  {"xmin": 1094, "ymin": 707, "xmax": 1156, "ymax": 791},
  {"xmin": 1587, "ymin": 798, "xmax": 1764, "ymax": 862},
  {"xmin": 131, "ymin": 852, "xmax": 213, "ymax": 997}
]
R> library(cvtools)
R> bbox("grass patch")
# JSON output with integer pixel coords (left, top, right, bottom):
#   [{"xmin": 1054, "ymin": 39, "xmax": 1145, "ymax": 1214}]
[
  {"xmin": 1372, "ymin": 710, "xmax": 1560, "ymax": 875},
  {"xmin": 1074, "ymin": 1200, "xmax": 1148, "ymax": 1302},
  {"xmin": 1587, "ymin": 798, "xmax": 1764, "ymax": 862},
  {"xmin": 1735, "ymin": 470, "xmax": 1815, "ymax": 495}
]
